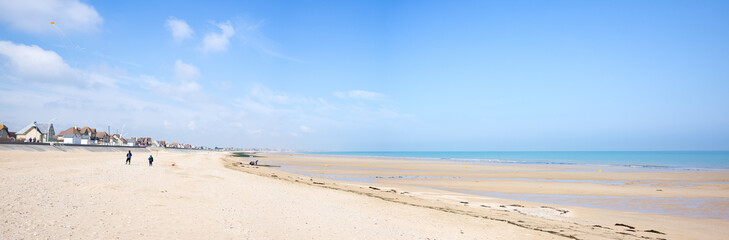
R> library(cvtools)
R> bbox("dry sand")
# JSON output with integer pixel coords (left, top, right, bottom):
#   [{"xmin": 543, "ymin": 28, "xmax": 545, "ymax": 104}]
[{"xmin": 1, "ymin": 148, "xmax": 564, "ymax": 239}]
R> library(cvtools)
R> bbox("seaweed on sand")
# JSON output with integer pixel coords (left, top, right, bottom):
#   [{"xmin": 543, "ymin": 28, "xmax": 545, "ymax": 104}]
[{"xmin": 231, "ymin": 152, "xmax": 262, "ymax": 158}]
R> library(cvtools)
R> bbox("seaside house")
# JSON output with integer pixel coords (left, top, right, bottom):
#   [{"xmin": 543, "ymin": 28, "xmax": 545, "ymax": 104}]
[
  {"xmin": 58, "ymin": 126, "xmax": 83, "ymax": 144},
  {"xmin": 58, "ymin": 126, "xmax": 106, "ymax": 144},
  {"xmin": 140, "ymin": 137, "xmax": 152, "ymax": 146},
  {"xmin": 15, "ymin": 122, "xmax": 55, "ymax": 142},
  {"xmin": 79, "ymin": 127, "xmax": 97, "ymax": 144},
  {"xmin": 112, "ymin": 134, "xmax": 135, "ymax": 146},
  {"xmin": 0, "ymin": 124, "xmax": 16, "ymax": 142},
  {"xmin": 151, "ymin": 140, "xmax": 165, "ymax": 147},
  {"xmin": 0, "ymin": 124, "xmax": 8, "ymax": 137},
  {"xmin": 96, "ymin": 131, "xmax": 110, "ymax": 144},
  {"xmin": 111, "ymin": 134, "xmax": 121, "ymax": 144},
  {"xmin": 122, "ymin": 137, "xmax": 136, "ymax": 146},
  {"xmin": 129, "ymin": 137, "xmax": 152, "ymax": 146}
]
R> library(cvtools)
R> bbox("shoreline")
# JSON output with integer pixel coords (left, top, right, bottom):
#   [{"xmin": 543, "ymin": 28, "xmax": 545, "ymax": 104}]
[
  {"xmin": 228, "ymin": 152, "xmax": 729, "ymax": 239},
  {"xmin": 223, "ymin": 157, "xmax": 621, "ymax": 239},
  {"xmin": 265, "ymin": 152, "xmax": 729, "ymax": 196},
  {"xmin": 299, "ymin": 151, "xmax": 729, "ymax": 171}
]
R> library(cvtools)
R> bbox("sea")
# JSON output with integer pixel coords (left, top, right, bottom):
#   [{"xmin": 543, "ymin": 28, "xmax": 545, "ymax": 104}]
[{"xmin": 305, "ymin": 151, "xmax": 729, "ymax": 170}]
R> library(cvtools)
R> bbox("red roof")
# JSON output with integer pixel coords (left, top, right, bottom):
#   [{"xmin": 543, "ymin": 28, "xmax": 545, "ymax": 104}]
[
  {"xmin": 80, "ymin": 127, "xmax": 97, "ymax": 135},
  {"xmin": 59, "ymin": 127, "xmax": 81, "ymax": 136}
]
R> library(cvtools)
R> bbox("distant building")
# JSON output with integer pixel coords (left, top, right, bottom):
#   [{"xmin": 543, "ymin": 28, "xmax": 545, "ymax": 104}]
[
  {"xmin": 16, "ymin": 122, "xmax": 55, "ymax": 142},
  {"xmin": 151, "ymin": 140, "xmax": 166, "ymax": 147},
  {"xmin": 58, "ymin": 126, "xmax": 83, "ymax": 144},
  {"xmin": 79, "ymin": 127, "xmax": 97, "ymax": 144},
  {"xmin": 109, "ymin": 134, "xmax": 128, "ymax": 145},
  {"xmin": 0, "ymin": 124, "xmax": 9, "ymax": 138},
  {"xmin": 57, "ymin": 126, "xmax": 112, "ymax": 145},
  {"xmin": 96, "ymin": 131, "xmax": 110, "ymax": 144},
  {"xmin": 131, "ymin": 137, "xmax": 152, "ymax": 146},
  {"xmin": 0, "ymin": 124, "xmax": 16, "ymax": 142}
]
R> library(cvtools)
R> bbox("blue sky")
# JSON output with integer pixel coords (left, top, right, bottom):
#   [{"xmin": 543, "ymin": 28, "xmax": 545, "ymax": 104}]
[{"xmin": 0, "ymin": 0, "xmax": 727, "ymax": 150}]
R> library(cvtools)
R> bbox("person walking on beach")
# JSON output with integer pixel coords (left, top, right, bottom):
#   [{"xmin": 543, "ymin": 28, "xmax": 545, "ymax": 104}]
[
  {"xmin": 126, "ymin": 150, "xmax": 132, "ymax": 165},
  {"xmin": 148, "ymin": 155, "xmax": 154, "ymax": 166}
]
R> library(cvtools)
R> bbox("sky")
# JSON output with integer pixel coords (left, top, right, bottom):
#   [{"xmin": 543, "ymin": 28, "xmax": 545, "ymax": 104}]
[{"xmin": 0, "ymin": 0, "xmax": 728, "ymax": 151}]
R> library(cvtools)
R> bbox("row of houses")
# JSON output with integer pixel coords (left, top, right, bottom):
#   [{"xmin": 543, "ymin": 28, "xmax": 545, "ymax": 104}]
[
  {"xmin": 0, "ymin": 121, "xmax": 201, "ymax": 149},
  {"xmin": 57, "ymin": 125, "xmax": 123, "ymax": 145}
]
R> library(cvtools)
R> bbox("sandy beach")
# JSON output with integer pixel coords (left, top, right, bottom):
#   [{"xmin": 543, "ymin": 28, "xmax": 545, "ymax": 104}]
[
  {"xmin": 2, "ymin": 147, "xmax": 728, "ymax": 239},
  {"xmin": 234, "ymin": 153, "xmax": 729, "ymax": 240},
  {"xmin": 1, "ymin": 147, "xmax": 562, "ymax": 239}
]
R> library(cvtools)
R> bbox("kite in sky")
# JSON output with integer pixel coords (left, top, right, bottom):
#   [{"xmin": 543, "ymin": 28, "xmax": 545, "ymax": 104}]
[{"xmin": 50, "ymin": 21, "xmax": 84, "ymax": 50}]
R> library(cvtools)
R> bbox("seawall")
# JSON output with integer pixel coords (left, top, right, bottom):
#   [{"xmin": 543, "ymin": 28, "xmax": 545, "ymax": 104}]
[{"xmin": 0, "ymin": 142, "xmax": 150, "ymax": 152}]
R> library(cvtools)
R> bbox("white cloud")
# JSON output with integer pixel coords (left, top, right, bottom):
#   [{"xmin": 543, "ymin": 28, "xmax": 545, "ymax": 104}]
[
  {"xmin": 166, "ymin": 17, "xmax": 193, "ymax": 42},
  {"xmin": 300, "ymin": 125, "xmax": 313, "ymax": 132},
  {"xmin": 0, "ymin": 40, "xmax": 75, "ymax": 80},
  {"xmin": 174, "ymin": 59, "xmax": 200, "ymax": 81},
  {"xmin": 226, "ymin": 84, "xmax": 412, "ymax": 148},
  {"xmin": 142, "ymin": 60, "xmax": 203, "ymax": 102},
  {"xmin": 174, "ymin": 60, "xmax": 202, "ymax": 93},
  {"xmin": 202, "ymin": 21, "xmax": 235, "ymax": 53},
  {"xmin": 0, "ymin": 0, "xmax": 102, "ymax": 34},
  {"xmin": 177, "ymin": 80, "xmax": 202, "ymax": 93},
  {"xmin": 250, "ymin": 84, "xmax": 291, "ymax": 104},
  {"xmin": 0, "ymin": 44, "xmax": 228, "ymax": 148},
  {"xmin": 334, "ymin": 90, "xmax": 383, "ymax": 101},
  {"xmin": 0, "ymin": 40, "xmax": 114, "ymax": 87}
]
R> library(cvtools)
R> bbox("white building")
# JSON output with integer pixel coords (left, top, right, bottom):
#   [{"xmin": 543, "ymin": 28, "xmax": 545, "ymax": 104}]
[{"xmin": 16, "ymin": 122, "xmax": 55, "ymax": 142}]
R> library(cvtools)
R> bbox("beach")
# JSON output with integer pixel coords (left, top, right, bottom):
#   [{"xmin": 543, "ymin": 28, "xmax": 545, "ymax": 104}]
[
  {"xmin": 2, "ymin": 1, "xmax": 726, "ymax": 239},
  {"xmin": 236, "ymin": 153, "xmax": 729, "ymax": 239},
  {"xmin": 2, "ymin": 148, "xmax": 728, "ymax": 239},
  {"xmin": 0, "ymin": 148, "xmax": 561, "ymax": 239}
]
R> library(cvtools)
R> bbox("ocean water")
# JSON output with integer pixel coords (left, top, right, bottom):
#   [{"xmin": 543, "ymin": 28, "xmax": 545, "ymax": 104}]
[{"xmin": 306, "ymin": 151, "xmax": 729, "ymax": 170}]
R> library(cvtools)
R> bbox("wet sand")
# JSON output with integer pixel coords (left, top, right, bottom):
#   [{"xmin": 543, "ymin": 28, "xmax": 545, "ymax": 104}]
[{"xmin": 234, "ymin": 152, "xmax": 729, "ymax": 239}]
